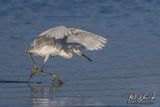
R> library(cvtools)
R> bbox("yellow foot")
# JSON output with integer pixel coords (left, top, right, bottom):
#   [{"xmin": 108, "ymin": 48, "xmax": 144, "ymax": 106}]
[
  {"xmin": 52, "ymin": 74, "xmax": 64, "ymax": 85},
  {"xmin": 28, "ymin": 66, "xmax": 38, "ymax": 81},
  {"xmin": 40, "ymin": 71, "xmax": 64, "ymax": 85}
]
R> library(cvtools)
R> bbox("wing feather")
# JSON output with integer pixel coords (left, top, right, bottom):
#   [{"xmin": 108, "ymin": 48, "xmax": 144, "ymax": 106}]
[
  {"xmin": 67, "ymin": 28, "xmax": 107, "ymax": 51},
  {"xmin": 38, "ymin": 26, "xmax": 71, "ymax": 39},
  {"xmin": 34, "ymin": 26, "xmax": 107, "ymax": 51}
]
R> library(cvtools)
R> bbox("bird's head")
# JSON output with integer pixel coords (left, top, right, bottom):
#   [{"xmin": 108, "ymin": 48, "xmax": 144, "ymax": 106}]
[
  {"xmin": 73, "ymin": 49, "xmax": 92, "ymax": 62},
  {"xmin": 73, "ymin": 49, "xmax": 82, "ymax": 55},
  {"xmin": 25, "ymin": 48, "xmax": 34, "ymax": 57}
]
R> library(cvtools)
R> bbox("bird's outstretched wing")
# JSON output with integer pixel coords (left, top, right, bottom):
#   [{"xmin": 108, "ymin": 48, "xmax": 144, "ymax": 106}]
[
  {"xmin": 37, "ymin": 26, "xmax": 107, "ymax": 51},
  {"xmin": 67, "ymin": 28, "xmax": 107, "ymax": 51},
  {"xmin": 31, "ymin": 36, "xmax": 57, "ymax": 48},
  {"xmin": 39, "ymin": 26, "xmax": 71, "ymax": 39},
  {"xmin": 32, "ymin": 26, "xmax": 69, "ymax": 48}
]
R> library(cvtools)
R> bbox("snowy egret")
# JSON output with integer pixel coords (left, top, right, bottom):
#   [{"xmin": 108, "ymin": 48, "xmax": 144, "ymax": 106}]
[{"xmin": 26, "ymin": 26, "xmax": 107, "ymax": 84}]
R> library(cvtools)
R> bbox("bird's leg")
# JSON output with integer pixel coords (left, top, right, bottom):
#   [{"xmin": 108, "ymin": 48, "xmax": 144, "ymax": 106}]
[
  {"xmin": 40, "ymin": 55, "xmax": 49, "ymax": 74},
  {"xmin": 28, "ymin": 53, "xmax": 38, "ymax": 81},
  {"xmin": 30, "ymin": 54, "xmax": 37, "ymax": 66},
  {"xmin": 40, "ymin": 56, "xmax": 64, "ymax": 84},
  {"xmin": 40, "ymin": 64, "xmax": 64, "ymax": 84}
]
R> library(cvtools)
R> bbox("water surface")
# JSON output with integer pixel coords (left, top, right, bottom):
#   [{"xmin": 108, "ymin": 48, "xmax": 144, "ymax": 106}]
[{"xmin": 0, "ymin": 0, "xmax": 160, "ymax": 107}]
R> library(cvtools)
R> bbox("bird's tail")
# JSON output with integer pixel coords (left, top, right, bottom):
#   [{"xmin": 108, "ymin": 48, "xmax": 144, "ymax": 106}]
[
  {"xmin": 25, "ymin": 48, "xmax": 34, "ymax": 53},
  {"xmin": 25, "ymin": 48, "xmax": 34, "ymax": 58}
]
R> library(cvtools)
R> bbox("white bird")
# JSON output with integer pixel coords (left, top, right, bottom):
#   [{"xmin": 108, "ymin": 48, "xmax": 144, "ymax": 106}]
[{"xmin": 26, "ymin": 26, "xmax": 107, "ymax": 84}]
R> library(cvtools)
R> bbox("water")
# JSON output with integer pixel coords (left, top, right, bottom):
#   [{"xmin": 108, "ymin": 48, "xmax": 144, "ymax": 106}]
[{"xmin": 0, "ymin": 0, "xmax": 160, "ymax": 107}]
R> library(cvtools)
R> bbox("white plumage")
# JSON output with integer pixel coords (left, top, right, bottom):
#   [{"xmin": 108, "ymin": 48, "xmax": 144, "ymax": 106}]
[
  {"xmin": 35, "ymin": 26, "xmax": 107, "ymax": 50},
  {"xmin": 26, "ymin": 26, "xmax": 107, "ymax": 83}
]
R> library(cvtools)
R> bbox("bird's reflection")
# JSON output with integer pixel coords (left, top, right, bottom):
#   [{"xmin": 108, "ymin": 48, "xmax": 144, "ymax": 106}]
[
  {"xmin": 28, "ymin": 82, "xmax": 104, "ymax": 106},
  {"xmin": 28, "ymin": 82, "xmax": 63, "ymax": 106}
]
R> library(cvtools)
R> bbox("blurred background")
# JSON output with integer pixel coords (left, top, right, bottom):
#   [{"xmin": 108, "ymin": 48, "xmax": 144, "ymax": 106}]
[{"xmin": 0, "ymin": 0, "xmax": 160, "ymax": 106}]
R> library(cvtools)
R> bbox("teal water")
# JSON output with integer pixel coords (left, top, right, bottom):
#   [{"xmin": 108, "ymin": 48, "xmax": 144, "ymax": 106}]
[{"xmin": 0, "ymin": 0, "xmax": 160, "ymax": 107}]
